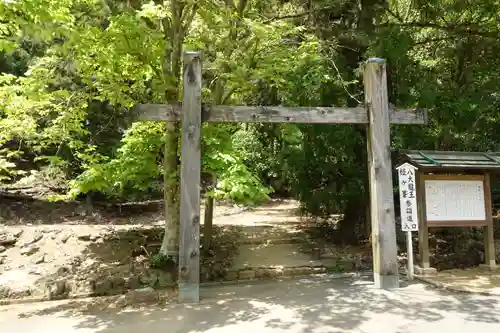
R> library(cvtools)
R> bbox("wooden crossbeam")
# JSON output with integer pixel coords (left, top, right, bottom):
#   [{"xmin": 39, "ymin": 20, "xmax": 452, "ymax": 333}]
[{"xmin": 134, "ymin": 104, "xmax": 427, "ymax": 125}]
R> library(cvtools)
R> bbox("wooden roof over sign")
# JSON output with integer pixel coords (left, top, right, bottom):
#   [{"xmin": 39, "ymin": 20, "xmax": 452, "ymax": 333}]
[{"xmin": 398, "ymin": 150, "xmax": 500, "ymax": 171}]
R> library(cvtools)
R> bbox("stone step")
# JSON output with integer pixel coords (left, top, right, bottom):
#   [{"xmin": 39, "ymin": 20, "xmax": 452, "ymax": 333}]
[
  {"xmin": 225, "ymin": 266, "xmax": 328, "ymax": 281},
  {"xmin": 238, "ymin": 237, "xmax": 304, "ymax": 245},
  {"xmin": 236, "ymin": 225, "xmax": 306, "ymax": 245}
]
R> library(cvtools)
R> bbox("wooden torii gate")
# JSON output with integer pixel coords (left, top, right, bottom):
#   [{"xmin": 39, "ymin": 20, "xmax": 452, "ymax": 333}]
[{"xmin": 135, "ymin": 51, "xmax": 428, "ymax": 302}]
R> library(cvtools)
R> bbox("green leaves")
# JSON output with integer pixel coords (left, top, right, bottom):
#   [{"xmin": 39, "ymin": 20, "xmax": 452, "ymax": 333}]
[
  {"xmin": 4, "ymin": 0, "xmax": 499, "ymax": 221},
  {"xmin": 69, "ymin": 121, "xmax": 165, "ymax": 198}
]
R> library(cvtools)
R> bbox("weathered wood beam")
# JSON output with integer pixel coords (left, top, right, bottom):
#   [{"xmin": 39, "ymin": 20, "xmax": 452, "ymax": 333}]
[
  {"xmin": 364, "ymin": 58, "xmax": 399, "ymax": 289},
  {"xmin": 178, "ymin": 52, "xmax": 202, "ymax": 303},
  {"xmin": 134, "ymin": 103, "xmax": 427, "ymax": 125}
]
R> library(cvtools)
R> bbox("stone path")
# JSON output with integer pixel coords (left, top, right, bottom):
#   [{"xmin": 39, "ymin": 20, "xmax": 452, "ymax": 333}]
[{"xmin": 2, "ymin": 276, "xmax": 500, "ymax": 332}]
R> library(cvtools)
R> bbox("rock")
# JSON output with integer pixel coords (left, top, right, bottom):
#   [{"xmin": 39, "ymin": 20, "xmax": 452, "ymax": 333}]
[
  {"xmin": 139, "ymin": 272, "xmax": 151, "ymax": 285},
  {"xmin": 89, "ymin": 235, "xmax": 100, "ymax": 242},
  {"xmin": 20, "ymin": 232, "xmax": 43, "ymax": 247},
  {"xmin": 0, "ymin": 285, "xmax": 10, "ymax": 298},
  {"xmin": 91, "ymin": 276, "xmax": 126, "ymax": 296},
  {"xmin": 238, "ymin": 269, "xmax": 256, "ymax": 280},
  {"xmin": 95, "ymin": 237, "xmax": 105, "ymax": 244},
  {"xmin": 7, "ymin": 288, "xmax": 32, "ymax": 299},
  {"xmin": 69, "ymin": 256, "xmax": 83, "ymax": 266},
  {"xmin": 78, "ymin": 234, "xmax": 91, "ymax": 241},
  {"xmin": 60, "ymin": 232, "xmax": 72, "ymax": 243},
  {"xmin": 0, "ymin": 234, "xmax": 17, "ymax": 246},
  {"xmin": 56, "ymin": 266, "xmax": 70, "ymax": 276},
  {"xmin": 298, "ymin": 267, "xmax": 313, "ymax": 275},
  {"xmin": 268, "ymin": 268, "xmax": 283, "ymax": 278},
  {"xmin": 313, "ymin": 267, "xmax": 326, "ymax": 274},
  {"xmin": 50, "ymin": 230, "xmax": 62, "ymax": 240},
  {"xmin": 21, "ymin": 244, "xmax": 40, "ymax": 256},
  {"xmin": 32, "ymin": 254, "xmax": 45, "ymax": 264},
  {"xmin": 109, "ymin": 276, "xmax": 126, "ymax": 289},
  {"xmin": 92, "ymin": 277, "xmax": 113, "ymax": 296},
  {"xmin": 0, "ymin": 246, "xmax": 6, "ymax": 253},
  {"xmin": 29, "ymin": 267, "xmax": 44, "ymax": 275},
  {"xmin": 125, "ymin": 287, "xmax": 159, "ymax": 304},
  {"xmin": 135, "ymin": 255, "xmax": 149, "ymax": 265},
  {"xmin": 157, "ymin": 271, "xmax": 174, "ymax": 288},
  {"xmin": 126, "ymin": 275, "xmax": 142, "ymax": 290},
  {"xmin": 283, "ymin": 268, "xmax": 296, "ymax": 277},
  {"xmin": 28, "ymin": 232, "xmax": 43, "ymax": 245},
  {"xmin": 225, "ymin": 270, "xmax": 238, "ymax": 281},
  {"xmin": 255, "ymin": 268, "xmax": 270, "ymax": 279},
  {"xmin": 146, "ymin": 271, "xmax": 159, "ymax": 288},
  {"xmin": 225, "ymin": 271, "xmax": 238, "ymax": 281},
  {"xmin": 45, "ymin": 280, "xmax": 71, "ymax": 300},
  {"xmin": 12, "ymin": 230, "xmax": 23, "ymax": 238}
]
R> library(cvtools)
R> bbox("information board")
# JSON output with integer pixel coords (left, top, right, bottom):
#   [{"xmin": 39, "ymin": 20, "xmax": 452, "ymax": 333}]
[{"xmin": 424, "ymin": 179, "xmax": 486, "ymax": 221}]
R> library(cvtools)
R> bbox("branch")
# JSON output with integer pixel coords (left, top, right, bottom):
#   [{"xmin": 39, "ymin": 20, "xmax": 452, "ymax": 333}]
[
  {"xmin": 384, "ymin": 7, "xmax": 404, "ymax": 22},
  {"xmin": 236, "ymin": 0, "xmax": 248, "ymax": 16},
  {"xmin": 181, "ymin": 4, "xmax": 198, "ymax": 33},
  {"xmin": 376, "ymin": 21, "xmax": 500, "ymax": 38},
  {"xmin": 264, "ymin": 7, "xmax": 337, "ymax": 23},
  {"xmin": 410, "ymin": 36, "xmax": 460, "ymax": 46},
  {"xmin": 223, "ymin": 0, "xmax": 235, "ymax": 9}
]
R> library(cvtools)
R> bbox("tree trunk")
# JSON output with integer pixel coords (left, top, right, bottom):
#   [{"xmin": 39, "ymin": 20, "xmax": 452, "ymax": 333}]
[
  {"xmin": 158, "ymin": 0, "xmax": 186, "ymax": 260},
  {"xmin": 160, "ymin": 122, "xmax": 180, "ymax": 258}
]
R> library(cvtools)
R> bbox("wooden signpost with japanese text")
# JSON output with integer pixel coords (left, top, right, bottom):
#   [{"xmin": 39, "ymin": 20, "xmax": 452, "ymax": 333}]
[
  {"xmin": 396, "ymin": 162, "xmax": 418, "ymax": 279},
  {"xmin": 136, "ymin": 53, "xmax": 428, "ymax": 302}
]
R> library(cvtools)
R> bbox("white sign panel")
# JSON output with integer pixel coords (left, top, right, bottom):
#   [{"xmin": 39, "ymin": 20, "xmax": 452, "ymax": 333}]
[
  {"xmin": 424, "ymin": 180, "xmax": 485, "ymax": 221},
  {"xmin": 396, "ymin": 163, "xmax": 418, "ymax": 231}
]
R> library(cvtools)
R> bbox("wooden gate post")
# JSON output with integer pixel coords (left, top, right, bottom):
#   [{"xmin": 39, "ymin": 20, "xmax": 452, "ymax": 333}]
[
  {"xmin": 364, "ymin": 58, "xmax": 399, "ymax": 289},
  {"xmin": 178, "ymin": 51, "xmax": 202, "ymax": 302},
  {"xmin": 484, "ymin": 173, "xmax": 496, "ymax": 268}
]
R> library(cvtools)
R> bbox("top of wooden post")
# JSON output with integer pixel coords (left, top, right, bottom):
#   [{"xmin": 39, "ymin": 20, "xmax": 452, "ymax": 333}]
[
  {"xmin": 367, "ymin": 57, "xmax": 386, "ymax": 64},
  {"xmin": 184, "ymin": 51, "xmax": 201, "ymax": 59}
]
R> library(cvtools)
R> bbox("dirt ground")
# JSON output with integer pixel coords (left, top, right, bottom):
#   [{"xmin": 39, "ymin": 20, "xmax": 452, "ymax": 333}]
[
  {"xmin": 417, "ymin": 267, "xmax": 500, "ymax": 295},
  {"xmin": 10, "ymin": 190, "xmax": 500, "ymax": 304},
  {"xmin": 2, "ymin": 195, "xmax": 370, "ymax": 303}
]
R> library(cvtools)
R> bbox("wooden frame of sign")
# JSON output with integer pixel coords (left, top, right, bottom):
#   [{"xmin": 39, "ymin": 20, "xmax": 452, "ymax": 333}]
[{"xmin": 417, "ymin": 173, "xmax": 496, "ymax": 271}]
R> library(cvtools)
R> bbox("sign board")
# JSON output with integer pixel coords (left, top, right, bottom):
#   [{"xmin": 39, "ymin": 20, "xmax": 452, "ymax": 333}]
[
  {"xmin": 396, "ymin": 163, "xmax": 418, "ymax": 231},
  {"xmin": 424, "ymin": 179, "xmax": 486, "ymax": 222}
]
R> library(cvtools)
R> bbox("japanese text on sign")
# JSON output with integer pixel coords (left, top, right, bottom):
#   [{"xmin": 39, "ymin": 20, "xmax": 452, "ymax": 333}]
[{"xmin": 397, "ymin": 163, "xmax": 419, "ymax": 231}]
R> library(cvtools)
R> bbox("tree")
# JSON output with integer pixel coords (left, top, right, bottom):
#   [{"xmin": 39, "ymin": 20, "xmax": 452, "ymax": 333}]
[{"xmin": 0, "ymin": 0, "xmax": 298, "ymax": 260}]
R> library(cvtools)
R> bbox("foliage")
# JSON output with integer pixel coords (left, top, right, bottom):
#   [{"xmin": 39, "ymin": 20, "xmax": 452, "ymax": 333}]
[
  {"xmin": 149, "ymin": 251, "xmax": 175, "ymax": 271},
  {"xmin": 2, "ymin": 0, "xmax": 500, "ymax": 251},
  {"xmin": 0, "ymin": 0, "xmax": 298, "ymax": 204}
]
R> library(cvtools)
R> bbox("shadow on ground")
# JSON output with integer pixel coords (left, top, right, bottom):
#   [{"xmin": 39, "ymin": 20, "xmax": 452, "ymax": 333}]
[{"xmin": 6, "ymin": 276, "xmax": 500, "ymax": 333}]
